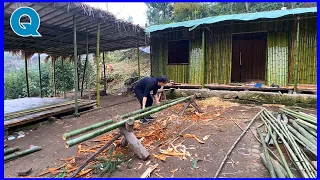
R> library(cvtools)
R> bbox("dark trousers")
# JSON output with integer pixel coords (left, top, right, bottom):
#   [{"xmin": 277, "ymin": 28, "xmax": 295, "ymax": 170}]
[{"xmin": 134, "ymin": 89, "xmax": 153, "ymax": 109}]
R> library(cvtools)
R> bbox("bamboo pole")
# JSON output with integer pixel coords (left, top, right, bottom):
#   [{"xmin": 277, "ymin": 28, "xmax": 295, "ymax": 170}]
[
  {"xmin": 297, "ymin": 122, "xmax": 317, "ymax": 137},
  {"xmin": 62, "ymin": 119, "xmax": 113, "ymax": 140},
  {"xmin": 38, "ymin": 46, "xmax": 42, "ymax": 98},
  {"xmin": 60, "ymin": 38, "xmax": 66, "ymax": 99},
  {"xmin": 70, "ymin": 134, "xmax": 121, "ymax": 178},
  {"xmin": 287, "ymin": 125, "xmax": 316, "ymax": 154},
  {"xmin": 73, "ymin": 14, "xmax": 79, "ymax": 115},
  {"xmin": 102, "ymin": 52, "xmax": 107, "ymax": 94},
  {"xmin": 294, "ymin": 17, "xmax": 300, "ymax": 93},
  {"xmin": 4, "ymin": 146, "xmax": 20, "ymax": 155},
  {"xmin": 137, "ymin": 36, "xmax": 140, "ymax": 79},
  {"xmin": 25, "ymin": 50, "xmax": 30, "ymax": 97},
  {"xmin": 81, "ymin": 41, "xmax": 88, "ymax": 98},
  {"xmin": 256, "ymin": 128, "xmax": 276, "ymax": 177},
  {"xmin": 289, "ymin": 119, "xmax": 316, "ymax": 144},
  {"xmin": 53, "ymin": 57, "xmax": 57, "ymax": 97},
  {"xmin": 65, "ymin": 96, "xmax": 192, "ymax": 148},
  {"xmin": 201, "ymin": 29, "xmax": 205, "ymax": 88},
  {"xmin": 260, "ymin": 115, "xmax": 294, "ymax": 177},
  {"xmin": 296, "ymin": 119, "xmax": 317, "ymax": 130},
  {"xmin": 4, "ymin": 146, "xmax": 41, "ymax": 162},
  {"xmin": 261, "ymin": 110, "xmax": 309, "ymax": 178},
  {"xmin": 96, "ymin": 23, "xmax": 101, "ymax": 107},
  {"xmin": 214, "ymin": 109, "xmax": 263, "ymax": 178}
]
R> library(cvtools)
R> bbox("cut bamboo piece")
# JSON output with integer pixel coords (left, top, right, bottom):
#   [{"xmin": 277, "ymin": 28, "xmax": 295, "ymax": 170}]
[
  {"xmin": 4, "ymin": 146, "xmax": 41, "ymax": 162},
  {"xmin": 141, "ymin": 164, "xmax": 158, "ymax": 178},
  {"xmin": 286, "ymin": 125, "xmax": 316, "ymax": 155},
  {"xmin": 297, "ymin": 122, "xmax": 317, "ymax": 137},
  {"xmin": 4, "ymin": 146, "xmax": 20, "ymax": 155},
  {"xmin": 65, "ymin": 96, "xmax": 193, "ymax": 148},
  {"xmin": 260, "ymin": 153, "xmax": 286, "ymax": 178},
  {"xmin": 62, "ymin": 120, "xmax": 113, "ymax": 140}
]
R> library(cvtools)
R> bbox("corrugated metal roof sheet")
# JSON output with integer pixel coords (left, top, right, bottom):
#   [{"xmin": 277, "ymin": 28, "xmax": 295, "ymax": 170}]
[{"xmin": 146, "ymin": 7, "xmax": 317, "ymax": 33}]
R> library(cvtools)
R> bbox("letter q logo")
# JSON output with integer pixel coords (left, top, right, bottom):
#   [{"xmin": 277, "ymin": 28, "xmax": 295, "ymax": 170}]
[{"xmin": 10, "ymin": 7, "xmax": 42, "ymax": 37}]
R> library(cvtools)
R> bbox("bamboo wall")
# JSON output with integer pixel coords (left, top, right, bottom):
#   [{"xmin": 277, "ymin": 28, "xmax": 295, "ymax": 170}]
[{"xmin": 150, "ymin": 15, "xmax": 316, "ymax": 85}]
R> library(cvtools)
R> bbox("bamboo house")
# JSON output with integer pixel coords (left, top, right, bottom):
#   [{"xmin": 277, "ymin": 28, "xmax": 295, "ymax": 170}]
[{"xmin": 146, "ymin": 7, "xmax": 317, "ymax": 88}]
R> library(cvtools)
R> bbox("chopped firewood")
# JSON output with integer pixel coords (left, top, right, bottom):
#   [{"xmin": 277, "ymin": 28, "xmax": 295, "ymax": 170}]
[
  {"xmin": 262, "ymin": 104, "xmax": 285, "ymax": 108},
  {"xmin": 160, "ymin": 150, "xmax": 185, "ymax": 156},
  {"xmin": 141, "ymin": 164, "xmax": 159, "ymax": 178},
  {"xmin": 75, "ymin": 169, "xmax": 92, "ymax": 178},
  {"xmin": 183, "ymin": 134, "xmax": 205, "ymax": 144},
  {"xmin": 203, "ymin": 135, "xmax": 210, "ymax": 141},
  {"xmin": 154, "ymin": 172, "xmax": 163, "ymax": 178},
  {"xmin": 170, "ymin": 168, "xmax": 178, "ymax": 173},
  {"xmin": 153, "ymin": 154, "xmax": 167, "ymax": 161}
]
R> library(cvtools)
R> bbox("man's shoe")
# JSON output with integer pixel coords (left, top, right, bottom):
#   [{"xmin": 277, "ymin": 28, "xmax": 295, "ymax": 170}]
[
  {"xmin": 140, "ymin": 118, "xmax": 150, "ymax": 124},
  {"xmin": 145, "ymin": 115, "xmax": 155, "ymax": 121}
]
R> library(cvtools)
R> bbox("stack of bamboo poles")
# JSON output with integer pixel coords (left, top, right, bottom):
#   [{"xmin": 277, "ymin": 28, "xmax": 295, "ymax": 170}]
[
  {"xmin": 258, "ymin": 107, "xmax": 317, "ymax": 178},
  {"xmin": 4, "ymin": 100, "xmax": 85, "ymax": 121},
  {"xmin": 62, "ymin": 96, "xmax": 193, "ymax": 148},
  {"xmin": 4, "ymin": 146, "xmax": 42, "ymax": 162}
]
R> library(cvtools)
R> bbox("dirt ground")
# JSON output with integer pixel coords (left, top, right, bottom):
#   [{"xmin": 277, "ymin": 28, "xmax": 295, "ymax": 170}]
[{"xmin": 4, "ymin": 94, "xmax": 316, "ymax": 178}]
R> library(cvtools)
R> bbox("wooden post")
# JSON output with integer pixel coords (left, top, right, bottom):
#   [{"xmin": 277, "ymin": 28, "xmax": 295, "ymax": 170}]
[
  {"xmin": 73, "ymin": 14, "xmax": 79, "ymax": 115},
  {"xmin": 103, "ymin": 52, "xmax": 107, "ymax": 94},
  {"xmin": 137, "ymin": 36, "xmax": 140, "ymax": 79},
  {"xmin": 38, "ymin": 47, "xmax": 42, "ymax": 98},
  {"xmin": 96, "ymin": 23, "xmax": 101, "ymax": 107},
  {"xmin": 53, "ymin": 57, "xmax": 57, "ymax": 97},
  {"xmin": 201, "ymin": 29, "xmax": 205, "ymax": 88},
  {"xmin": 294, "ymin": 17, "xmax": 300, "ymax": 93},
  {"xmin": 78, "ymin": 55, "xmax": 81, "ymax": 91},
  {"xmin": 24, "ymin": 50, "xmax": 30, "ymax": 97},
  {"xmin": 60, "ymin": 38, "xmax": 66, "ymax": 99}
]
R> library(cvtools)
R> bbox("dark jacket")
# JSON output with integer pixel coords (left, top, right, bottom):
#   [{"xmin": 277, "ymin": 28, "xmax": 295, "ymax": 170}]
[{"xmin": 134, "ymin": 77, "xmax": 160, "ymax": 97}]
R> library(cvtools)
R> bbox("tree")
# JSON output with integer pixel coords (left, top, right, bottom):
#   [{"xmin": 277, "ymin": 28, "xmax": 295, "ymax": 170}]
[
  {"xmin": 146, "ymin": 3, "xmax": 174, "ymax": 25},
  {"xmin": 127, "ymin": 15, "xmax": 133, "ymax": 23},
  {"xmin": 173, "ymin": 3, "xmax": 212, "ymax": 22}
]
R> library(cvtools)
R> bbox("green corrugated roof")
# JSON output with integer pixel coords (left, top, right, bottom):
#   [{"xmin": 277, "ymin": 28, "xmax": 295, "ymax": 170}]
[{"xmin": 146, "ymin": 7, "xmax": 317, "ymax": 33}]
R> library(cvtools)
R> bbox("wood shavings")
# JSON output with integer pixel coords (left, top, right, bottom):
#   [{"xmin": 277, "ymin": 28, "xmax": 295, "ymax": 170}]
[
  {"xmin": 153, "ymin": 154, "xmax": 167, "ymax": 161},
  {"xmin": 75, "ymin": 169, "xmax": 92, "ymax": 178},
  {"xmin": 170, "ymin": 168, "xmax": 178, "ymax": 173},
  {"xmin": 183, "ymin": 134, "xmax": 205, "ymax": 144},
  {"xmin": 141, "ymin": 164, "xmax": 158, "ymax": 178},
  {"xmin": 203, "ymin": 135, "xmax": 210, "ymax": 141}
]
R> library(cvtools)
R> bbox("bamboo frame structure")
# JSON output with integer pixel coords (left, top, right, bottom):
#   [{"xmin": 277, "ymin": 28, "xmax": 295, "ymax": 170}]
[
  {"xmin": 61, "ymin": 38, "xmax": 66, "ymax": 99},
  {"xmin": 103, "ymin": 52, "xmax": 107, "ymax": 93},
  {"xmin": 96, "ymin": 23, "xmax": 101, "ymax": 107}
]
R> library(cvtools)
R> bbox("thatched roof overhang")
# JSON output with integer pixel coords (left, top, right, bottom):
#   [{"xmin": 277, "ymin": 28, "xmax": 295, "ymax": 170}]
[{"xmin": 4, "ymin": 2, "xmax": 148, "ymax": 57}]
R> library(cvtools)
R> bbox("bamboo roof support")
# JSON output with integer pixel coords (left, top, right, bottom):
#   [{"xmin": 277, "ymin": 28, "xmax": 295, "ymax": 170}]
[
  {"xmin": 73, "ymin": 14, "xmax": 79, "ymax": 115},
  {"xmin": 96, "ymin": 23, "xmax": 101, "ymax": 107},
  {"xmin": 294, "ymin": 16, "xmax": 300, "ymax": 92}
]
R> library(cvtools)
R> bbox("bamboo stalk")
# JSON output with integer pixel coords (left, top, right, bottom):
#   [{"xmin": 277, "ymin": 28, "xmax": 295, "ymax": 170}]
[
  {"xmin": 260, "ymin": 153, "xmax": 286, "ymax": 178},
  {"xmin": 261, "ymin": 110, "xmax": 309, "ymax": 178},
  {"xmin": 65, "ymin": 96, "xmax": 193, "ymax": 148},
  {"xmin": 62, "ymin": 120, "xmax": 113, "ymax": 140},
  {"xmin": 214, "ymin": 109, "xmax": 263, "ymax": 178},
  {"xmin": 296, "ymin": 119, "xmax": 316, "ymax": 130},
  {"xmin": 297, "ymin": 122, "xmax": 317, "ymax": 137},
  {"xmin": 62, "ymin": 98, "xmax": 184, "ymax": 140},
  {"xmin": 289, "ymin": 119, "xmax": 316, "ymax": 145},
  {"xmin": 286, "ymin": 125, "xmax": 316, "ymax": 155},
  {"xmin": 256, "ymin": 128, "xmax": 276, "ymax": 177},
  {"xmin": 4, "ymin": 146, "xmax": 20, "ymax": 155},
  {"xmin": 280, "ymin": 108, "xmax": 316, "ymax": 124},
  {"xmin": 4, "ymin": 146, "xmax": 41, "ymax": 162},
  {"xmin": 259, "ymin": 116, "xmax": 293, "ymax": 177},
  {"xmin": 70, "ymin": 134, "xmax": 121, "ymax": 178}
]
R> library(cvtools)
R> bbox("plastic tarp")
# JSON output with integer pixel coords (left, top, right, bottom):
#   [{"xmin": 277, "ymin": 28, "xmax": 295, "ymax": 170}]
[{"xmin": 146, "ymin": 7, "xmax": 317, "ymax": 33}]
